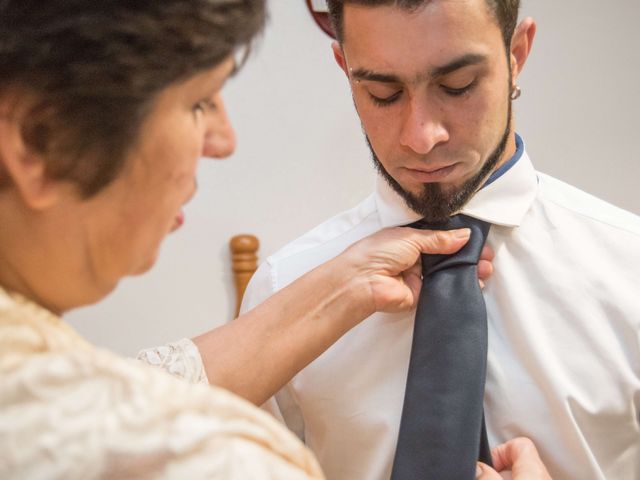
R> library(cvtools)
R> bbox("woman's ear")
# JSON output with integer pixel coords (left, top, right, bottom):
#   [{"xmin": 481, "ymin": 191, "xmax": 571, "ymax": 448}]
[
  {"xmin": 510, "ymin": 17, "xmax": 537, "ymax": 85},
  {"xmin": 0, "ymin": 112, "xmax": 60, "ymax": 210}
]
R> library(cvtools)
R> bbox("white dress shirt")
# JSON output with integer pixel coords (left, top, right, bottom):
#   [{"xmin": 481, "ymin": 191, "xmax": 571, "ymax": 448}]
[{"xmin": 241, "ymin": 146, "xmax": 640, "ymax": 480}]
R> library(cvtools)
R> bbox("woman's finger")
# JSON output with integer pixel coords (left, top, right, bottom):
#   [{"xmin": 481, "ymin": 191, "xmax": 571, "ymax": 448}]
[
  {"xmin": 475, "ymin": 462, "xmax": 507, "ymax": 479},
  {"xmin": 491, "ymin": 437, "xmax": 552, "ymax": 479}
]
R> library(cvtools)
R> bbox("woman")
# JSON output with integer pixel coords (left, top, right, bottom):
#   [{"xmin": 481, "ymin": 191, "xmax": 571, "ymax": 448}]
[{"xmin": 0, "ymin": 1, "xmax": 549, "ymax": 478}]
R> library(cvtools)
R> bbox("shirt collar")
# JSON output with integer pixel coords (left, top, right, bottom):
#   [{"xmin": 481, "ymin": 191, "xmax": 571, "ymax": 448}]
[{"xmin": 375, "ymin": 136, "xmax": 538, "ymax": 228}]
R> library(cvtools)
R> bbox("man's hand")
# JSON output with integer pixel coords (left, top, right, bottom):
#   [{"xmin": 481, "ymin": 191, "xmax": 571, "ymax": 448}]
[
  {"xmin": 476, "ymin": 437, "xmax": 552, "ymax": 479},
  {"xmin": 343, "ymin": 226, "xmax": 494, "ymax": 314}
]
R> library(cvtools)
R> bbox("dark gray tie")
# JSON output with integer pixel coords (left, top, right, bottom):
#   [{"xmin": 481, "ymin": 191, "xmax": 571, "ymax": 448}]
[{"xmin": 391, "ymin": 214, "xmax": 492, "ymax": 479}]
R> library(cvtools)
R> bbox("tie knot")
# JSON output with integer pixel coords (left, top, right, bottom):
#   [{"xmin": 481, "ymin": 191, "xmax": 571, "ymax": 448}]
[{"xmin": 410, "ymin": 214, "xmax": 490, "ymax": 276}]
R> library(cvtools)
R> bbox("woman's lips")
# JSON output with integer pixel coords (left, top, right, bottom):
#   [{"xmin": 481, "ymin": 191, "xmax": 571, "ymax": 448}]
[
  {"xmin": 404, "ymin": 164, "xmax": 457, "ymax": 183},
  {"xmin": 171, "ymin": 187, "xmax": 195, "ymax": 233},
  {"xmin": 171, "ymin": 210, "xmax": 185, "ymax": 232}
]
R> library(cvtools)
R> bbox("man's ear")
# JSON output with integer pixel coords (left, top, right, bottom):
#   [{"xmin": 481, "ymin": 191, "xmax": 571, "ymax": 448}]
[
  {"xmin": 0, "ymin": 116, "xmax": 60, "ymax": 210},
  {"xmin": 509, "ymin": 17, "xmax": 537, "ymax": 85},
  {"xmin": 332, "ymin": 41, "xmax": 349, "ymax": 77}
]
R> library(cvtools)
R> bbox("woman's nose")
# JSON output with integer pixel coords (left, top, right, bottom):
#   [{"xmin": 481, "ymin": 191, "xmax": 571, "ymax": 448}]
[{"xmin": 202, "ymin": 94, "xmax": 236, "ymax": 159}]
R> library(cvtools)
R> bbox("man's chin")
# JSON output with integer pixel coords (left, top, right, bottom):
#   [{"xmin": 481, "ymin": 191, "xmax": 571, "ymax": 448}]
[
  {"xmin": 409, "ymin": 182, "xmax": 459, "ymax": 197},
  {"xmin": 388, "ymin": 157, "xmax": 499, "ymax": 222},
  {"xmin": 399, "ymin": 187, "xmax": 458, "ymax": 223}
]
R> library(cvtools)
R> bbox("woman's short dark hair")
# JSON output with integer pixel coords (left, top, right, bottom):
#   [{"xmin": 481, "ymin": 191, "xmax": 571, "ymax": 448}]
[
  {"xmin": 327, "ymin": 0, "xmax": 520, "ymax": 51},
  {"xmin": 0, "ymin": 0, "xmax": 266, "ymax": 197}
]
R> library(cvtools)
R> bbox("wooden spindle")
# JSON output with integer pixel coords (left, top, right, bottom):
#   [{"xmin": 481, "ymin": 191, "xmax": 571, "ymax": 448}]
[{"xmin": 230, "ymin": 234, "xmax": 260, "ymax": 318}]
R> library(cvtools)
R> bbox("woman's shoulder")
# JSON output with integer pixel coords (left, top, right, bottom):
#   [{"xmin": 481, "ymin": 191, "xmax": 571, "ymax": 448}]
[{"xmin": 0, "ymin": 314, "xmax": 322, "ymax": 479}]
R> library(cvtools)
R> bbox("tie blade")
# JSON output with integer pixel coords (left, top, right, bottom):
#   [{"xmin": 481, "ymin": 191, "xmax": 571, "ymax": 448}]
[
  {"xmin": 392, "ymin": 214, "xmax": 492, "ymax": 479},
  {"xmin": 391, "ymin": 430, "xmax": 482, "ymax": 479}
]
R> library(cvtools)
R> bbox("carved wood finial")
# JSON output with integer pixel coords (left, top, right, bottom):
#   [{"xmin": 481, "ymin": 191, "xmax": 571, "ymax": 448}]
[{"xmin": 230, "ymin": 234, "xmax": 260, "ymax": 318}]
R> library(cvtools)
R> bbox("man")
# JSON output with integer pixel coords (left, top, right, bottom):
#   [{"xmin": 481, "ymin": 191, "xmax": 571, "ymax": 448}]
[{"xmin": 241, "ymin": 1, "xmax": 640, "ymax": 478}]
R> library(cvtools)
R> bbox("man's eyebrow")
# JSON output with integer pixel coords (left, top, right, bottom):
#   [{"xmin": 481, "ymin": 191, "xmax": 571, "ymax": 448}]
[
  {"xmin": 428, "ymin": 53, "xmax": 488, "ymax": 78},
  {"xmin": 350, "ymin": 53, "xmax": 489, "ymax": 85},
  {"xmin": 350, "ymin": 69, "xmax": 401, "ymax": 84}
]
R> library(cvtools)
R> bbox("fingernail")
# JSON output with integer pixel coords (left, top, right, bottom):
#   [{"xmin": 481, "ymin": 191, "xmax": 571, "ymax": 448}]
[
  {"xmin": 454, "ymin": 228, "xmax": 471, "ymax": 239},
  {"xmin": 476, "ymin": 465, "xmax": 482, "ymax": 478}
]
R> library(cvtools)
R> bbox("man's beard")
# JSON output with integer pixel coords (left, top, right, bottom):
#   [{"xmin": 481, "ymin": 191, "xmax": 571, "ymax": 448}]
[{"xmin": 368, "ymin": 101, "xmax": 512, "ymax": 224}]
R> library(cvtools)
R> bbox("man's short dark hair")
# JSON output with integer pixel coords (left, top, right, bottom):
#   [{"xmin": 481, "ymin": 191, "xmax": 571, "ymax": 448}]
[
  {"xmin": 0, "ymin": 0, "xmax": 266, "ymax": 197},
  {"xmin": 327, "ymin": 0, "xmax": 520, "ymax": 51}
]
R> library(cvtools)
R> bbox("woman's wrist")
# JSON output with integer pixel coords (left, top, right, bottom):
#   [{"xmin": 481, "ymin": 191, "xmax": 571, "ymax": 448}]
[{"xmin": 321, "ymin": 253, "xmax": 378, "ymax": 324}]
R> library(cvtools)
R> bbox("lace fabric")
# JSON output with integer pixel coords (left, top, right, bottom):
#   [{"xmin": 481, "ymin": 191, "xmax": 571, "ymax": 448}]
[
  {"xmin": 137, "ymin": 338, "xmax": 209, "ymax": 385},
  {"xmin": 0, "ymin": 285, "xmax": 324, "ymax": 479}
]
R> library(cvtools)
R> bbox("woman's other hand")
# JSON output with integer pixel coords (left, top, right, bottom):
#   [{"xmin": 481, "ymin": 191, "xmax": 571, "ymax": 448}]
[{"xmin": 476, "ymin": 437, "xmax": 552, "ymax": 479}]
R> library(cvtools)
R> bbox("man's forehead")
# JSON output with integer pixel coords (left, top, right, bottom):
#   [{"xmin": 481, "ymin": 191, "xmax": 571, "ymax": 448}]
[
  {"xmin": 341, "ymin": 0, "xmax": 501, "ymax": 78},
  {"xmin": 340, "ymin": 0, "xmax": 495, "ymax": 17},
  {"xmin": 341, "ymin": 0, "xmax": 496, "ymax": 45}
]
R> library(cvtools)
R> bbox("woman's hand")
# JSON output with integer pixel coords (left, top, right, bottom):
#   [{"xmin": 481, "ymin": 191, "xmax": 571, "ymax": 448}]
[
  {"xmin": 342, "ymin": 226, "xmax": 494, "ymax": 314},
  {"xmin": 476, "ymin": 437, "xmax": 552, "ymax": 479},
  {"xmin": 193, "ymin": 225, "xmax": 494, "ymax": 405}
]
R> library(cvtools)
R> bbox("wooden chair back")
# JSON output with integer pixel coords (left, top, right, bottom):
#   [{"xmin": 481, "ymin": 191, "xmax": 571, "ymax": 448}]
[{"xmin": 229, "ymin": 234, "xmax": 260, "ymax": 317}]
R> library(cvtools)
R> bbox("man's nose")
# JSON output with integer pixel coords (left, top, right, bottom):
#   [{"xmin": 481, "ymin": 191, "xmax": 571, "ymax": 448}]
[
  {"xmin": 398, "ymin": 97, "xmax": 449, "ymax": 155},
  {"xmin": 202, "ymin": 94, "xmax": 236, "ymax": 159}
]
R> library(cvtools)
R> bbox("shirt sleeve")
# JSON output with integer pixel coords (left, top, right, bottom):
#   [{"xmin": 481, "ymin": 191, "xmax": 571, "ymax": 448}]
[
  {"xmin": 136, "ymin": 338, "xmax": 208, "ymax": 385},
  {"xmin": 239, "ymin": 261, "xmax": 307, "ymax": 441}
]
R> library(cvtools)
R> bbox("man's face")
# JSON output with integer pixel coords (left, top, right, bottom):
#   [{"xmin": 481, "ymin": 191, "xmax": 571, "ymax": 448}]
[{"xmin": 336, "ymin": 0, "xmax": 515, "ymax": 222}]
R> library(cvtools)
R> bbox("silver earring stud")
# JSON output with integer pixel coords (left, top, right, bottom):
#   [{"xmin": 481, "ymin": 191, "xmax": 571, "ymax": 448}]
[{"xmin": 510, "ymin": 85, "xmax": 522, "ymax": 100}]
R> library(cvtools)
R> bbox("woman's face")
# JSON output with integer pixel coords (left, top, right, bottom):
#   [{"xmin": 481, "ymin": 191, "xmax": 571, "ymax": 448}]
[{"xmin": 73, "ymin": 59, "xmax": 236, "ymax": 295}]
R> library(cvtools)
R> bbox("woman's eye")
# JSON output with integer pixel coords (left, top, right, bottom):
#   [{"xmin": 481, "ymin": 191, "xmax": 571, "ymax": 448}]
[
  {"xmin": 441, "ymin": 80, "xmax": 476, "ymax": 97},
  {"xmin": 369, "ymin": 91, "xmax": 402, "ymax": 107},
  {"xmin": 194, "ymin": 99, "xmax": 217, "ymax": 114}
]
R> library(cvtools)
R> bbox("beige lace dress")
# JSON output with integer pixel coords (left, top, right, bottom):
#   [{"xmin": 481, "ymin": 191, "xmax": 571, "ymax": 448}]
[{"xmin": 0, "ymin": 286, "xmax": 323, "ymax": 479}]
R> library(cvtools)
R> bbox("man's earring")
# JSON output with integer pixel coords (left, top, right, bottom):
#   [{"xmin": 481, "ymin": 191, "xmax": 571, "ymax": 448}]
[{"xmin": 510, "ymin": 85, "xmax": 522, "ymax": 100}]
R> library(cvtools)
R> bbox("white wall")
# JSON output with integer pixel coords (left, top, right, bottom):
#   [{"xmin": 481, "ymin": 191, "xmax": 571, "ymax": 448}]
[
  {"xmin": 518, "ymin": 0, "xmax": 640, "ymax": 209},
  {"xmin": 66, "ymin": 0, "xmax": 640, "ymax": 355}
]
